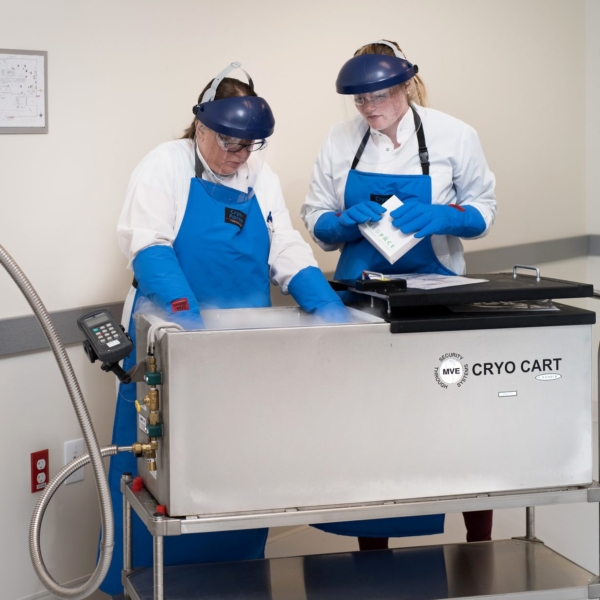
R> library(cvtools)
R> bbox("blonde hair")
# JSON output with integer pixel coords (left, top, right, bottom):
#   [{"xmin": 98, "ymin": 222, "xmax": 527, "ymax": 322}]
[{"xmin": 354, "ymin": 40, "xmax": 429, "ymax": 107}]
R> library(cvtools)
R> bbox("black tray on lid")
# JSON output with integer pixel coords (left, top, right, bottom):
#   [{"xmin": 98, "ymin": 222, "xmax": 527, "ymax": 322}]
[{"xmin": 331, "ymin": 272, "xmax": 594, "ymax": 309}]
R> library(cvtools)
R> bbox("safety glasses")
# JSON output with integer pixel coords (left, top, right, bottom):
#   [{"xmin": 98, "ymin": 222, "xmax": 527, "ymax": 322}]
[
  {"xmin": 215, "ymin": 133, "xmax": 268, "ymax": 153},
  {"xmin": 353, "ymin": 90, "xmax": 394, "ymax": 106}
]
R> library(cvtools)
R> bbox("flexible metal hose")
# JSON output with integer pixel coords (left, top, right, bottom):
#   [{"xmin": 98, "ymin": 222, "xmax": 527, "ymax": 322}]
[
  {"xmin": 31, "ymin": 445, "xmax": 133, "ymax": 572},
  {"xmin": 0, "ymin": 244, "xmax": 119, "ymax": 599}
]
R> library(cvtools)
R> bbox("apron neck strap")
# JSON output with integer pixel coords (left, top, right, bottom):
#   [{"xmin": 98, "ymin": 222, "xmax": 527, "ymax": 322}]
[
  {"xmin": 413, "ymin": 108, "xmax": 429, "ymax": 176},
  {"xmin": 351, "ymin": 106, "xmax": 430, "ymax": 175},
  {"xmin": 351, "ymin": 129, "xmax": 371, "ymax": 170}
]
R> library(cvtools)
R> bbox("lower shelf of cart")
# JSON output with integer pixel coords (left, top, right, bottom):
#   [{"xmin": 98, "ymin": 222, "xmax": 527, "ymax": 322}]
[{"xmin": 124, "ymin": 538, "xmax": 596, "ymax": 600}]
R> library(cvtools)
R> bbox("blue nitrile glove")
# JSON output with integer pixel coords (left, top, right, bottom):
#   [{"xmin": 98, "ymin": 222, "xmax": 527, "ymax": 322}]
[
  {"xmin": 133, "ymin": 245, "xmax": 203, "ymax": 327},
  {"xmin": 288, "ymin": 266, "xmax": 351, "ymax": 323},
  {"xmin": 314, "ymin": 202, "xmax": 387, "ymax": 244},
  {"xmin": 390, "ymin": 203, "xmax": 486, "ymax": 239}
]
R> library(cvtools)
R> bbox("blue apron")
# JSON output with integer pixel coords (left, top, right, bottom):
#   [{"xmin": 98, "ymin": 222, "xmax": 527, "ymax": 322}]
[
  {"xmin": 314, "ymin": 109, "xmax": 447, "ymax": 539},
  {"xmin": 100, "ymin": 160, "xmax": 270, "ymax": 596},
  {"xmin": 334, "ymin": 110, "xmax": 455, "ymax": 282}
]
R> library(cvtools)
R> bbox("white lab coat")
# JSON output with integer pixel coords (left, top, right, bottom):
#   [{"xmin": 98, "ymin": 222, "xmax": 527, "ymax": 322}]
[
  {"xmin": 118, "ymin": 139, "xmax": 318, "ymax": 292},
  {"xmin": 301, "ymin": 105, "xmax": 497, "ymax": 275}
]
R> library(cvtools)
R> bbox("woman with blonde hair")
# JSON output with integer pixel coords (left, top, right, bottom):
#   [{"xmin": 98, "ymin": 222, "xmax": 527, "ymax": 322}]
[{"xmin": 302, "ymin": 40, "xmax": 497, "ymax": 550}]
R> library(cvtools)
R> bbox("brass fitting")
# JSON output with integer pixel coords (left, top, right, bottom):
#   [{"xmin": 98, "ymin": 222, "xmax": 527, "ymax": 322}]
[
  {"xmin": 149, "ymin": 411, "xmax": 160, "ymax": 426},
  {"xmin": 132, "ymin": 440, "xmax": 158, "ymax": 455},
  {"xmin": 146, "ymin": 445, "xmax": 157, "ymax": 471},
  {"xmin": 146, "ymin": 455, "xmax": 157, "ymax": 472},
  {"xmin": 143, "ymin": 388, "xmax": 159, "ymax": 411},
  {"xmin": 147, "ymin": 355, "xmax": 157, "ymax": 373}
]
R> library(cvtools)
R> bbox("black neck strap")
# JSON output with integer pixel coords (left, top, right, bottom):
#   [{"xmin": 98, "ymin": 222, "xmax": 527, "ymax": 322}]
[{"xmin": 351, "ymin": 107, "xmax": 429, "ymax": 175}]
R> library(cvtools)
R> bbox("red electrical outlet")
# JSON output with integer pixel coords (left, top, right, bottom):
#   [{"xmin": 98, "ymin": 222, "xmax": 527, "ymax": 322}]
[{"xmin": 31, "ymin": 449, "xmax": 49, "ymax": 493}]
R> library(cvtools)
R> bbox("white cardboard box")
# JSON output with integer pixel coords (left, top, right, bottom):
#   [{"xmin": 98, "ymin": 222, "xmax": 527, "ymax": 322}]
[{"xmin": 358, "ymin": 195, "xmax": 421, "ymax": 264}]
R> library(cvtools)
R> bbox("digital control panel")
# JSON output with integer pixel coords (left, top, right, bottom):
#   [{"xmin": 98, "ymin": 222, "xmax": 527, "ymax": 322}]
[{"xmin": 77, "ymin": 309, "xmax": 133, "ymax": 364}]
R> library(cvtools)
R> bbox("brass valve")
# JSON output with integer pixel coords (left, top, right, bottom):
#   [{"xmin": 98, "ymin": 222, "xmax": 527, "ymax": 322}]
[
  {"xmin": 133, "ymin": 440, "xmax": 159, "ymax": 472},
  {"xmin": 143, "ymin": 388, "xmax": 159, "ymax": 411},
  {"xmin": 137, "ymin": 352, "xmax": 162, "ymax": 474}
]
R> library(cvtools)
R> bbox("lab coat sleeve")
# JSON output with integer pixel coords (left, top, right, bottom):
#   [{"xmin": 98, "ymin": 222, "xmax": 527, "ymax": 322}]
[
  {"xmin": 259, "ymin": 165, "xmax": 319, "ymax": 294},
  {"xmin": 117, "ymin": 144, "xmax": 199, "ymax": 312},
  {"xmin": 451, "ymin": 125, "xmax": 497, "ymax": 238},
  {"xmin": 301, "ymin": 133, "xmax": 345, "ymax": 252},
  {"xmin": 117, "ymin": 144, "xmax": 180, "ymax": 267}
]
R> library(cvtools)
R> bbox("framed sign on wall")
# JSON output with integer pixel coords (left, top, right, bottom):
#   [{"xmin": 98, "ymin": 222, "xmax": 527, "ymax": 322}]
[{"xmin": 0, "ymin": 49, "xmax": 48, "ymax": 134}]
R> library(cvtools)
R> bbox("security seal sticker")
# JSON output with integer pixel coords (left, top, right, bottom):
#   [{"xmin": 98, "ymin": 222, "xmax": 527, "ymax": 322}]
[{"xmin": 434, "ymin": 352, "xmax": 468, "ymax": 389}]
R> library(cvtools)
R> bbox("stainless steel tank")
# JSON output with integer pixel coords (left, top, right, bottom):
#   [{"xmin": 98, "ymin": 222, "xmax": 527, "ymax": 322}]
[{"xmin": 135, "ymin": 306, "xmax": 592, "ymax": 518}]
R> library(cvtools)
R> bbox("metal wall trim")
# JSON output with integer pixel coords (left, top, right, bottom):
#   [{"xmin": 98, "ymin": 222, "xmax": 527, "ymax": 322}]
[
  {"xmin": 1, "ymin": 235, "xmax": 599, "ymax": 358},
  {"xmin": 0, "ymin": 302, "xmax": 123, "ymax": 358},
  {"xmin": 464, "ymin": 235, "xmax": 591, "ymax": 273},
  {"xmin": 589, "ymin": 234, "xmax": 600, "ymax": 257}
]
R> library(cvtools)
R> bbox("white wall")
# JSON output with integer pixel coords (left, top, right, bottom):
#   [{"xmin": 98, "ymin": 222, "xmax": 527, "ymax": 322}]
[
  {"xmin": 0, "ymin": 0, "xmax": 589, "ymax": 302},
  {"xmin": 587, "ymin": 0, "xmax": 600, "ymax": 237},
  {"xmin": 0, "ymin": 348, "xmax": 116, "ymax": 600},
  {"xmin": 0, "ymin": 1, "xmax": 596, "ymax": 598},
  {"xmin": 586, "ymin": 0, "xmax": 600, "ymax": 434}
]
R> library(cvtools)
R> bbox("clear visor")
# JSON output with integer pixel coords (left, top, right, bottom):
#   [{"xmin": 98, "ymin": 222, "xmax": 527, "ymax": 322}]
[
  {"xmin": 194, "ymin": 121, "xmax": 268, "ymax": 203},
  {"xmin": 340, "ymin": 83, "xmax": 420, "ymax": 166}
]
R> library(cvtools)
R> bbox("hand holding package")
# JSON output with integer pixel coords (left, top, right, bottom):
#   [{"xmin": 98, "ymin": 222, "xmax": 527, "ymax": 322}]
[{"xmin": 358, "ymin": 196, "xmax": 421, "ymax": 264}]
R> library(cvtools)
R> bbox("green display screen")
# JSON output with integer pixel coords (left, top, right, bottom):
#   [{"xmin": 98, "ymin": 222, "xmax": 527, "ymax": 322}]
[{"xmin": 84, "ymin": 314, "xmax": 108, "ymax": 328}]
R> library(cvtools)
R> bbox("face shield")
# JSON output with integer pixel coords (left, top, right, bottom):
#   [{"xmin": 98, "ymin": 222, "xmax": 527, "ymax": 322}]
[
  {"xmin": 193, "ymin": 121, "xmax": 269, "ymax": 203},
  {"xmin": 192, "ymin": 62, "xmax": 275, "ymax": 203},
  {"xmin": 336, "ymin": 45, "xmax": 420, "ymax": 165}
]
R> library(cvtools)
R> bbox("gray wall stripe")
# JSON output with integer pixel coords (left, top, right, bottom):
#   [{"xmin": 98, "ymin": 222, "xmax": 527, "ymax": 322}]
[
  {"xmin": 1, "ymin": 235, "xmax": 599, "ymax": 358},
  {"xmin": 0, "ymin": 302, "xmax": 123, "ymax": 358},
  {"xmin": 589, "ymin": 234, "xmax": 600, "ymax": 256},
  {"xmin": 464, "ymin": 235, "xmax": 590, "ymax": 273}
]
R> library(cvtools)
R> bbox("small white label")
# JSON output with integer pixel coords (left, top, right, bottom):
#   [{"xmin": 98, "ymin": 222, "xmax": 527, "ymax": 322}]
[
  {"xmin": 536, "ymin": 373, "xmax": 562, "ymax": 381},
  {"xmin": 107, "ymin": 339, "xmax": 121, "ymax": 347},
  {"xmin": 138, "ymin": 413, "xmax": 147, "ymax": 432},
  {"xmin": 498, "ymin": 391, "xmax": 517, "ymax": 397}
]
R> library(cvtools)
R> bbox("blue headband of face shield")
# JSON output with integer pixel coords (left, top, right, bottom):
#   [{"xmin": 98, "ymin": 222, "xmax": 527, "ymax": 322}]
[
  {"xmin": 192, "ymin": 62, "xmax": 275, "ymax": 140},
  {"xmin": 336, "ymin": 52, "xmax": 419, "ymax": 95}
]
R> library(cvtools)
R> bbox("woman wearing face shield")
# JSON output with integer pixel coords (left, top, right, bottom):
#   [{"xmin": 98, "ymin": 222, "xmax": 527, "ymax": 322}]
[
  {"xmin": 101, "ymin": 63, "xmax": 347, "ymax": 597},
  {"xmin": 301, "ymin": 41, "xmax": 497, "ymax": 550}
]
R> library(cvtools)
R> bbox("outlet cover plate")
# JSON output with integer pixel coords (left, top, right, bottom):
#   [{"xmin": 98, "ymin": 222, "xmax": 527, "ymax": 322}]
[{"xmin": 64, "ymin": 438, "xmax": 85, "ymax": 484}]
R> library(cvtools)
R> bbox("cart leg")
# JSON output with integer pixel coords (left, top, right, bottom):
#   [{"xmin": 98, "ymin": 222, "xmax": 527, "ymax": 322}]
[
  {"xmin": 512, "ymin": 506, "xmax": 542, "ymax": 544},
  {"xmin": 598, "ymin": 338, "xmax": 600, "ymax": 578},
  {"xmin": 590, "ymin": 337, "xmax": 600, "ymax": 596},
  {"xmin": 121, "ymin": 472, "xmax": 133, "ymax": 598},
  {"xmin": 597, "ymin": 338, "xmax": 600, "ymax": 589},
  {"xmin": 153, "ymin": 513, "xmax": 164, "ymax": 600},
  {"xmin": 526, "ymin": 506, "xmax": 535, "ymax": 540}
]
